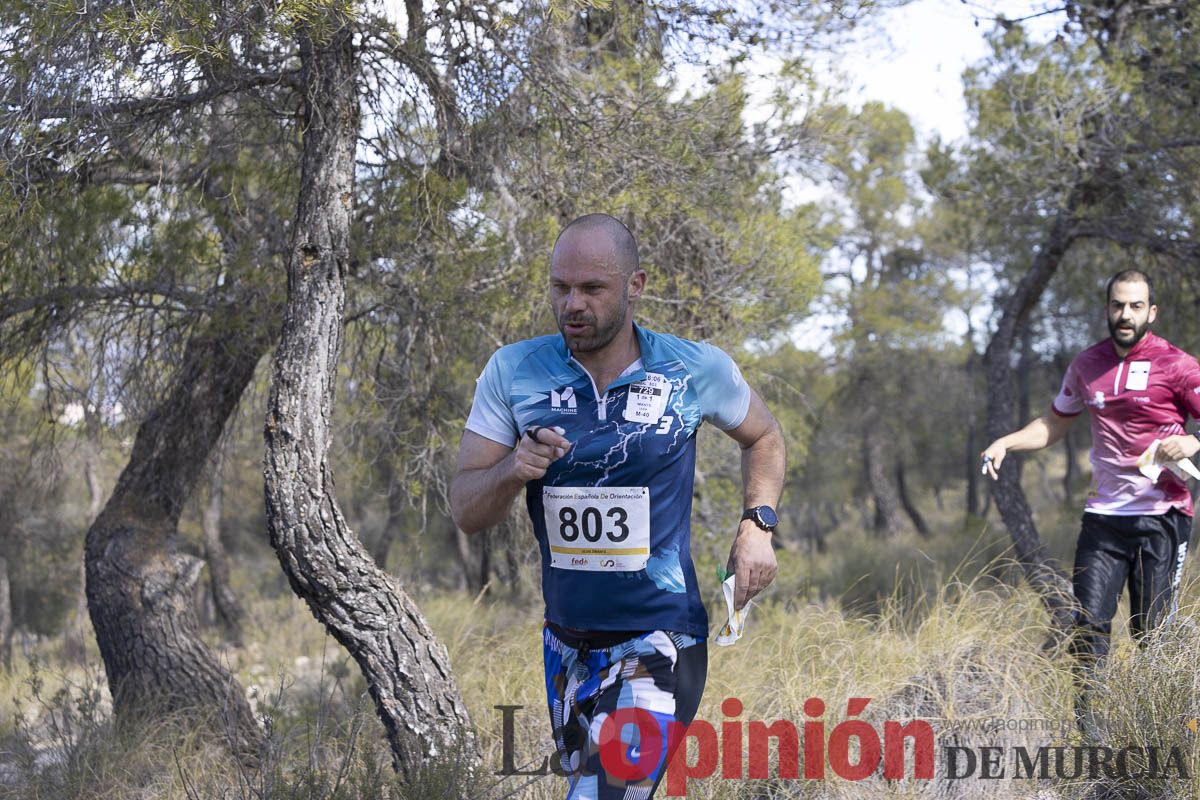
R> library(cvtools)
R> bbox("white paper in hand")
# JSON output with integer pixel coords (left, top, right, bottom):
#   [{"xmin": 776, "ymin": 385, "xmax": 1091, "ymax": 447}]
[
  {"xmin": 714, "ymin": 574, "xmax": 748, "ymax": 647},
  {"xmin": 1136, "ymin": 439, "xmax": 1200, "ymax": 483}
]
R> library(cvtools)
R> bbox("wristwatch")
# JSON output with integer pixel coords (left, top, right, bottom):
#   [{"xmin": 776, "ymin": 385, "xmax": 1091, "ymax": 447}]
[{"xmin": 741, "ymin": 505, "xmax": 779, "ymax": 533}]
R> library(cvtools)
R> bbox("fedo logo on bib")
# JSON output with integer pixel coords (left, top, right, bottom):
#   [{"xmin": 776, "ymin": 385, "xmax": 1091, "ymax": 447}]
[{"xmin": 543, "ymin": 486, "xmax": 650, "ymax": 572}]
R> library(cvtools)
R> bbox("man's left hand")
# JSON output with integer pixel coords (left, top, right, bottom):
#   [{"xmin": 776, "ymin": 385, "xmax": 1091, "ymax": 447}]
[
  {"xmin": 726, "ymin": 521, "xmax": 777, "ymax": 611},
  {"xmin": 1156, "ymin": 434, "xmax": 1200, "ymax": 463}
]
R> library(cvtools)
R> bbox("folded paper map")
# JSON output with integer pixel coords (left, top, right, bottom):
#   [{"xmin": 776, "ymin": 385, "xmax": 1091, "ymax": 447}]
[
  {"xmin": 714, "ymin": 573, "xmax": 748, "ymax": 647},
  {"xmin": 1136, "ymin": 439, "xmax": 1200, "ymax": 483}
]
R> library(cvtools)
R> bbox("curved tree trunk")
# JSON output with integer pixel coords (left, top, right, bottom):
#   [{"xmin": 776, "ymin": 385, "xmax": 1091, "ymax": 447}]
[
  {"xmin": 84, "ymin": 302, "xmax": 270, "ymax": 760},
  {"xmin": 262, "ymin": 18, "xmax": 474, "ymax": 777},
  {"xmin": 203, "ymin": 451, "xmax": 246, "ymax": 645},
  {"xmin": 863, "ymin": 429, "xmax": 903, "ymax": 537},
  {"xmin": 982, "ymin": 207, "xmax": 1080, "ymax": 633},
  {"xmin": 895, "ymin": 458, "xmax": 931, "ymax": 538}
]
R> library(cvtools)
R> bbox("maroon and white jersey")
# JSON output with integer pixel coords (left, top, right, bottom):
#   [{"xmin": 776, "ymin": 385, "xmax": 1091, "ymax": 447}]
[{"xmin": 1053, "ymin": 332, "xmax": 1200, "ymax": 516}]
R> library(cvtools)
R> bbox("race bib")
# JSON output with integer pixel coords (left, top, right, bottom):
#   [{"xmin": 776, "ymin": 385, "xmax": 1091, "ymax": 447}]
[
  {"xmin": 543, "ymin": 486, "xmax": 650, "ymax": 571},
  {"xmin": 623, "ymin": 373, "xmax": 670, "ymax": 424},
  {"xmin": 1126, "ymin": 361, "xmax": 1151, "ymax": 391}
]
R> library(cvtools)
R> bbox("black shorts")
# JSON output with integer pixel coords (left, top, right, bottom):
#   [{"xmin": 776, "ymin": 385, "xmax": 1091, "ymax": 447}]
[{"xmin": 1070, "ymin": 508, "xmax": 1192, "ymax": 664}]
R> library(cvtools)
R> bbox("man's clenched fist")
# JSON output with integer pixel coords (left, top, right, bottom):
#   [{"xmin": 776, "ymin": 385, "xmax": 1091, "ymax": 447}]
[{"xmin": 510, "ymin": 425, "xmax": 571, "ymax": 482}]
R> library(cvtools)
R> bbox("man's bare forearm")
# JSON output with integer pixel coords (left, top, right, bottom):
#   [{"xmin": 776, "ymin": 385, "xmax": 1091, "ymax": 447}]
[
  {"xmin": 450, "ymin": 455, "xmax": 526, "ymax": 533},
  {"xmin": 981, "ymin": 411, "xmax": 1075, "ymax": 480},
  {"xmin": 452, "ymin": 427, "xmax": 572, "ymax": 533},
  {"xmin": 995, "ymin": 413, "xmax": 1071, "ymax": 453},
  {"xmin": 725, "ymin": 410, "xmax": 785, "ymax": 609},
  {"xmin": 740, "ymin": 419, "xmax": 786, "ymax": 509}
]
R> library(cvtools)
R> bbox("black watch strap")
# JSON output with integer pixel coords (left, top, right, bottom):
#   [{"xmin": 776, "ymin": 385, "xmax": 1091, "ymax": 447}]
[{"xmin": 741, "ymin": 505, "xmax": 778, "ymax": 532}]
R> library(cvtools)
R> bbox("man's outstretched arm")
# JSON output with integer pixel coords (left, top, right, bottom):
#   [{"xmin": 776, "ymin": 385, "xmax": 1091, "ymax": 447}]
[
  {"xmin": 723, "ymin": 389, "xmax": 785, "ymax": 610},
  {"xmin": 450, "ymin": 428, "xmax": 571, "ymax": 534},
  {"xmin": 981, "ymin": 411, "xmax": 1076, "ymax": 481}
]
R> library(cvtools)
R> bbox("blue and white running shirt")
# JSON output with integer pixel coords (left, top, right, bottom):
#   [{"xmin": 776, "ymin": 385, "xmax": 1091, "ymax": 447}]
[{"xmin": 465, "ymin": 323, "xmax": 751, "ymax": 636}]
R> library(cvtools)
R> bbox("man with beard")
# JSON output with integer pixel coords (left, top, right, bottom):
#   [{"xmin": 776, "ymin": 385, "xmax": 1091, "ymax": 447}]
[
  {"xmin": 451, "ymin": 213, "xmax": 784, "ymax": 797},
  {"xmin": 982, "ymin": 270, "xmax": 1200, "ymax": 713}
]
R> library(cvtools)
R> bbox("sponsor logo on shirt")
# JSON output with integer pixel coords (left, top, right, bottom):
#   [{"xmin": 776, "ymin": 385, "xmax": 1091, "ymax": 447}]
[
  {"xmin": 550, "ymin": 386, "xmax": 577, "ymax": 414},
  {"xmin": 1089, "ymin": 391, "xmax": 1106, "ymax": 410},
  {"xmin": 1133, "ymin": 396, "xmax": 1151, "ymax": 404}
]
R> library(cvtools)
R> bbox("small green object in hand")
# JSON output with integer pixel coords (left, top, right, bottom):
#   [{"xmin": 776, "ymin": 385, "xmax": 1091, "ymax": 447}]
[{"xmin": 716, "ymin": 565, "xmax": 729, "ymax": 582}]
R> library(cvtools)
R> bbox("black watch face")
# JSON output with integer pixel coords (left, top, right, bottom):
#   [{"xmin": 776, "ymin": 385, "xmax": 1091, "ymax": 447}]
[{"xmin": 756, "ymin": 507, "xmax": 779, "ymax": 528}]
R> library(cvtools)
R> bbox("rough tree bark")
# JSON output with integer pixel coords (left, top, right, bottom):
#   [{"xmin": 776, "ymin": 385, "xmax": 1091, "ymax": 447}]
[
  {"xmin": 84, "ymin": 301, "xmax": 270, "ymax": 758},
  {"xmin": 262, "ymin": 17, "xmax": 474, "ymax": 777},
  {"xmin": 982, "ymin": 205, "xmax": 1081, "ymax": 633}
]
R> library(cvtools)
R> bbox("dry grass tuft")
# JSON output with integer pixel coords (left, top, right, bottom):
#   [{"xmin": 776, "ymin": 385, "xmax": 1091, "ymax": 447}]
[{"xmin": 4, "ymin": 564, "xmax": 1200, "ymax": 798}]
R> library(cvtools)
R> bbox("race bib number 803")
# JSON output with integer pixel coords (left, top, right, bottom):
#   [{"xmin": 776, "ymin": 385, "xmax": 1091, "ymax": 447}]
[{"xmin": 543, "ymin": 486, "xmax": 650, "ymax": 572}]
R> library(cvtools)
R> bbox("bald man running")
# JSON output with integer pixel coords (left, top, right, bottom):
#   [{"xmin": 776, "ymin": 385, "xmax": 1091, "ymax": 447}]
[{"xmin": 451, "ymin": 214, "xmax": 785, "ymax": 798}]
